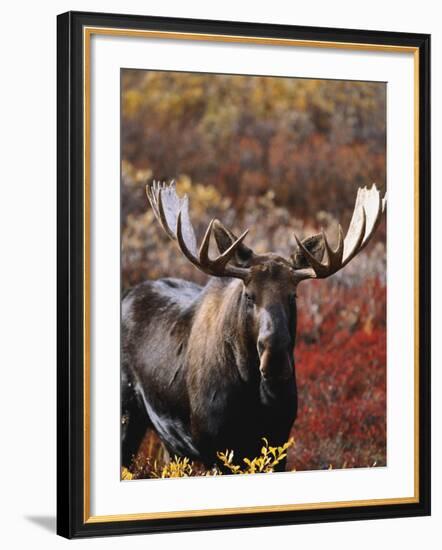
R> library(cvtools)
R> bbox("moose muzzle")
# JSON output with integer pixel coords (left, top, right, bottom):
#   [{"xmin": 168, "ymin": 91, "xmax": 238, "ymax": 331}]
[{"xmin": 257, "ymin": 305, "xmax": 294, "ymax": 381}]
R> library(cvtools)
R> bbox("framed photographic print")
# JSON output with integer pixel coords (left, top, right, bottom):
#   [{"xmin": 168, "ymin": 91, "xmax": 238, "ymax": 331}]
[{"xmin": 57, "ymin": 11, "xmax": 431, "ymax": 538}]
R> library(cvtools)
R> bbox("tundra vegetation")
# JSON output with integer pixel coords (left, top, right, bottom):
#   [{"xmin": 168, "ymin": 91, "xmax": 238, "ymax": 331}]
[{"xmin": 121, "ymin": 70, "xmax": 386, "ymax": 479}]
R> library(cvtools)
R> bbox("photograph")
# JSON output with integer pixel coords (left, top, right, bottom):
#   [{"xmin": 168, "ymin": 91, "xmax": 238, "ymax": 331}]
[{"xmin": 120, "ymin": 69, "xmax": 387, "ymax": 480}]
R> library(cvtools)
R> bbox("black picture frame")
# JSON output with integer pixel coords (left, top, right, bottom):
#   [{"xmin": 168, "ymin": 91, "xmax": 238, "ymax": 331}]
[{"xmin": 57, "ymin": 10, "xmax": 431, "ymax": 539}]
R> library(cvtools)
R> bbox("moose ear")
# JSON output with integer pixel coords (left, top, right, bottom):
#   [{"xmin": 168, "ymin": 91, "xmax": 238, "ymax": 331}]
[
  {"xmin": 212, "ymin": 219, "xmax": 253, "ymax": 266},
  {"xmin": 291, "ymin": 233, "xmax": 326, "ymax": 269}
]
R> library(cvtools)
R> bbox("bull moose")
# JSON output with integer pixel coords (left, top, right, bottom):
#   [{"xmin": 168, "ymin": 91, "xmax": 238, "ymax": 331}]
[{"xmin": 121, "ymin": 181, "xmax": 386, "ymax": 472}]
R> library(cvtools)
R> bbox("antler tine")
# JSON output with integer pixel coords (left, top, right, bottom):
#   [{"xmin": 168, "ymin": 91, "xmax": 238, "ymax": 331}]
[
  {"xmin": 198, "ymin": 219, "xmax": 215, "ymax": 265},
  {"xmin": 294, "ymin": 184, "xmax": 385, "ymax": 281},
  {"xmin": 322, "ymin": 224, "xmax": 344, "ymax": 272},
  {"xmin": 146, "ymin": 181, "xmax": 158, "ymax": 218},
  {"xmin": 157, "ymin": 185, "xmax": 179, "ymax": 241},
  {"xmin": 342, "ymin": 206, "xmax": 366, "ymax": 268},
  {"xmin": 146, "ymin": 180, "xmax": 173, "ymax": 238},
  {"xmin": 359, "ymin": 184, "xmax": 383, "ymax": 251},
  {"xmin": 197, "ymin": 218, "xmax": 250, "ymax": 277},
  {"xmin": 212, "ymin": 229, "xmax": 250, "ymax": 270},
  {"xmin": 294, "ymin": 233, "xmax": 329, "ymax": 277}
]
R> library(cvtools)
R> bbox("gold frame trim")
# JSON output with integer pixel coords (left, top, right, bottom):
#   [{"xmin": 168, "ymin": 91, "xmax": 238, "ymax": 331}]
[{"xmin": 82, "ymin": 26, "xmax": 420, "ymax": 524}]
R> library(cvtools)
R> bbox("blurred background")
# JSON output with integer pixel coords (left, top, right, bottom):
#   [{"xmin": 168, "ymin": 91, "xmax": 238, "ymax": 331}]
[{"xmin": 121, "ymin": 69, "xmax": 386, "ymax": 474}]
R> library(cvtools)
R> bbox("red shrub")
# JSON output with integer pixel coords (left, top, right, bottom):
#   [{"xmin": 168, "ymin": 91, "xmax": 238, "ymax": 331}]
[{"xmin": 288, "ymin": 278, "xmax": 386, "ymax": 471}]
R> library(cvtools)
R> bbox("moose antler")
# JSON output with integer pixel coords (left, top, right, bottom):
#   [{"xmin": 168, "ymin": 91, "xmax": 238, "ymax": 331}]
[
  {"xmin": 146, "ymin": 181, "xmax": 251, "ymax": 279},
  {"xmin": 293, "ymin": 184, "xmax": 386, "ymax": 280}
]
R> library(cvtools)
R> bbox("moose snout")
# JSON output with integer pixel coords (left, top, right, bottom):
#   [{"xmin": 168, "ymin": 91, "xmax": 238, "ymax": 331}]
[
  {"xmin": 257, "ymin": 334, "xmax": 289, "ymax": 358},
  {"xmin": 257, "ymin": 306, "xmax": 290, "ymax": 356},
  {"xmin": 258, "ymin": 346, "xmax": 294, "ymax": 381},
  {"xmin": 257, "ymin": 307, "xmax": 293, "ymax": 380}
]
